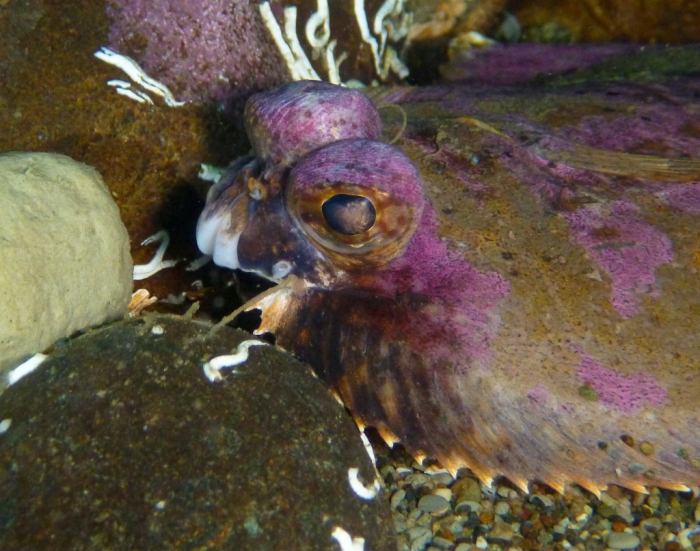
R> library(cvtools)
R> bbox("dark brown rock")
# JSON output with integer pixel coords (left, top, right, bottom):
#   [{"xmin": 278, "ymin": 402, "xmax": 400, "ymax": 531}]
[{"xmin": 0, "ymin": 314, "xmax": 395, "ymax": 551}]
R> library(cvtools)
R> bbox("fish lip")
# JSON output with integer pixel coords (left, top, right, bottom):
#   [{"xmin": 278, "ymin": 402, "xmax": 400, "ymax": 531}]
[{"xmin": 199, "ymin": 222, "xmax": 294, "ymax": 282}]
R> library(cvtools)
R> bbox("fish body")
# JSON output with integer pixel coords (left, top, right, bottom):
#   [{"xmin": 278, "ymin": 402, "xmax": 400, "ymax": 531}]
[{"xmin": 197, "ymin": 79, "xmax": 700, "ymax": 495}]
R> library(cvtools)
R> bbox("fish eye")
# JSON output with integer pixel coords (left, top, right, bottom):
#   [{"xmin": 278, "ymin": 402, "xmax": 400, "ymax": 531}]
[{"xmin": 321, "ymin": 194, "xmax": 376, "ymax": 236}]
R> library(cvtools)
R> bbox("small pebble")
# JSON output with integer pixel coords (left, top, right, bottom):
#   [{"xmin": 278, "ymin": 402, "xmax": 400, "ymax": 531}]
[
  {"xmin": 429, "ymin": 472, "xmax": 455, "ymax": 487},
  {"xmin": 433, "ymin": 487, "xmax": 452, "ymax": 502},
  {"xmin": 479, "ymin": 510, "xmax": 495, "ymax": 526},
  {"xmin": 606, "ymin": 531, "xmax": 641, "ymax": 550},
  {"xmin": 455, "ymin": 500, "xmax": 481, "ymax": 513},
  {"xmin": 418, "ymin": 494, "xmax": 450, "ymax": 514},
  {"xmin": 454, "ymin": 544, "xmax": 471, "ymax": 551},
  {"xmin": 494, "ymin": 501, "xmax": 511, "ymax": 516},
  {"xmin": 497, "ymin": 485, "xmax": 511, "ymax": 498},
  {"xmin": 475, "ymin": 535, "xmax": 488, "ymax": 549},
  {"xmin": 598, "ymin": 504, "xmax": 617, "ymax": 518},
  {"xmin": 489, "ymin": 517, "xmax": 516, "ymax": 542},
  {"xmin": 480, "ymin": 483, "xmax": 497, "ymax": 497},
  {"xmin": 392, "ymin": 489, "xmax": 407, "ymax": 510},
  {"xmin": 393, "ymin": 514, "xmax": 409, "ymax": 533},
  {"xmin": 530, "ymin": 494, "xmax": 554, "ymax": 508},
  {"xmin": 678, "ymin": 526, "xmax": 700, "ymax": 550},
  {"xmin": 430, "ymin": 536, "xmax": 454, "ymax": 549},
  {"xmin": 407, "ymin": 526, "xmax": 432, "ymax": 551},
  {"xmin": 451, "ymin": 477, "xmax": 482, "ymax": 503},
  {"xmin": 406, "ymin": 473, "xmax": 431, "ymax": 487},
  {"xmin": 640, "ymin": 517, "xmax": 663, "ymax": 533}
]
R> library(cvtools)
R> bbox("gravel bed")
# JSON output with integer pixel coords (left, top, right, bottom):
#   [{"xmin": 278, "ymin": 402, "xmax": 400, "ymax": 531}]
[{"xmin": 374, "ymin": 442, "xmax": 700, "ymax": 551}]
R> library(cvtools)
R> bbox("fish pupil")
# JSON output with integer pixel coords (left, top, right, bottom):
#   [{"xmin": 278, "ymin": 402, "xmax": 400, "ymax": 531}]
[{"xmin": 321, "ymin": 194, "xmax": 376, "ymax": 235}]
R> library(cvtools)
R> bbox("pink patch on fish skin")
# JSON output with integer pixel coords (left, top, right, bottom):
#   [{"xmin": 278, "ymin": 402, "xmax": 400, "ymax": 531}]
[
  {"xmin": 365, "ymin": 207, "xmax": 510, "ymax": 367},
  {"xmin": 556, "ymin": 96, "xmax": 700, "ymax": 159},
  {"xmin": 576, "ymin": 354, "xmax": 668, "ymax": 414},
  {"xmin": 563, "ymin": 200, "xmax": 673, "ymax": 318},
  {"xmin": 527, "ymin": 383, "xmax": 550, "ymax": 404},
  {"xmin": 656, "ymin": 182, "xmax": 700, "ymax": 214}
]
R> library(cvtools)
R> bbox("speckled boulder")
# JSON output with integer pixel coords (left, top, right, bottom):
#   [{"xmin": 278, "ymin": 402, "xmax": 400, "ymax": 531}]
[
  {"xmin": 0, "ymin": 314, "xmax": 395, "ymax": 551},
  {"xmin": 0, "ymin": 152, "xmax": 132, "ymax": 376}
]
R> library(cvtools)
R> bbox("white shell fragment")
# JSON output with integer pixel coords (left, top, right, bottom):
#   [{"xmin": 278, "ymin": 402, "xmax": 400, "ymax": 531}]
[
  {"xmin": 331, "ymin": 526, "xmax": 366, "ymax": 551},
  {"xmin": 7, "ymin": 353, "xmax": 48, "ymax": 386},
  {"xmin": 186, "ymin": 255, "xmax": 212, "ymax": 272},
  {"xmin": 203, "ymin": 340, "xmax": 268, "ymax": 382},
  {"xmin": 347, "ymin": 467, "xmax": 382, "ymax": 500},
  {"xmin": 133, "ymin": 230, "xmax": 178, "ymax": 280},
  {"xmin": 94, "ymin": 47, "xmax": 186, "ymax": 107},
  {"xmin": 0, "ymin": 419, "xmax": 11, "ymax": 435},
  {"xmin": 197, "ymin": 163, "xmax": 225, "ymax": 183}
]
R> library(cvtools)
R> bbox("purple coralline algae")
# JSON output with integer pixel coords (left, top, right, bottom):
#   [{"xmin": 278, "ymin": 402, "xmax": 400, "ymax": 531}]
[
  {"xmin": 106, "ymin": 0, "xmax": 289, "ymax": 108},
  {"xmin": 563, "ymin": 200, "xmax": 673, "ymax": 318},
  {"xmin": 105, "ymin": 0, "xmax": 412, "ymax": 108},
  {"xmin": 443, "ymin": 43, "xmax": 639, "ymax": 85},
  {"xmin": 575, "ymin": 353, "xmax": 668, "ymax": 414}
]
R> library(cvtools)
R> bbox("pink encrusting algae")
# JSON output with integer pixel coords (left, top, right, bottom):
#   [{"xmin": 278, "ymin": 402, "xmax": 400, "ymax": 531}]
[
  {"xmin": 563, "ymin": 200, "xmax": 673, "ymax": 318},
  {"xmin": 575, "ymin": 353, "xmax": 668, "ymax": 414},
  {"xmin": 656, "ymin": 182, "xmax": 700, "ymax": 214},
  {"xmin": 106, "ymin": 0, "xmax": 289, "ymax": 108}
]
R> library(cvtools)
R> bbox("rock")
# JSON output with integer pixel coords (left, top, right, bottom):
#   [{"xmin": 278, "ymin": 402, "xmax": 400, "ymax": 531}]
[
  {"xmin": 0, "ymin": 314, "xmax": 395, "ymax": 550},
  {"xmin": 406, "ymin": 525, "xmax": 432, "ymax": 550},
  {"xmin": 606, "ymin": 531, "xmax": 641, "ymax": 550},
  {"xmin": 488, "ymin": 517, "xmax": 516, "ymax": 543},
  {"xmin": 451, "ymin": 477, "xmax": 482, "ymax": 503},
  {"xmin": 418, "ymin": 494, "xmax": 450, "ymax": 514},
  {"xmin": 0, "ymin": 152, "xmax": 132, "ymax": 375},
  {"xmin": 639, "ymin": 517, "xmax": 663, "ymax": 533},
  {"xmin": 494, "ymin": 501, "xmax": 511, "ymax": 516}
]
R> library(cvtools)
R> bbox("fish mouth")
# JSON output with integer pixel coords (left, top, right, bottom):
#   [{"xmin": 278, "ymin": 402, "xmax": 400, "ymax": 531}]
[
  {"xmin": 197, "ymin": 224, "xmax": 292, "ymax": 283},
  {"xmin": 196, "ymin": 168, "xmax": 291, "ymax": 281},
  {"xmin": 195, "ymin": 159, "xmax": 327, "ymax": 284},
  {"xmin": 196, "ymin": 212, "xmax": 294, "ymax": 283},
  {"xmin": 196, "ymin": 206, "xmax": 243, "ymax": 271}
]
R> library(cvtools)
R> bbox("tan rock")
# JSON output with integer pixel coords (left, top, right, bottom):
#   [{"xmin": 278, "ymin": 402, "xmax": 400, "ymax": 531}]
[{"xmin": 0, "ymin": 152, "xmax": 132, "ymax": 375}]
